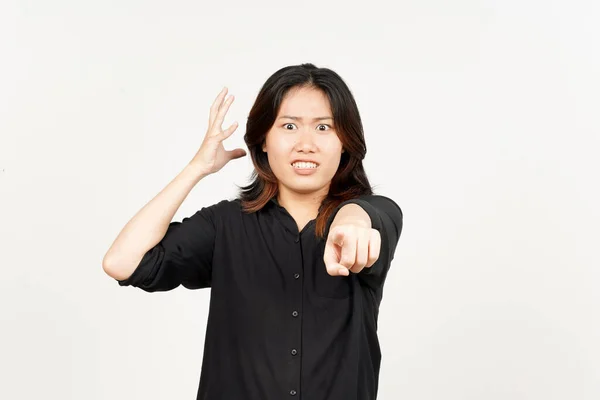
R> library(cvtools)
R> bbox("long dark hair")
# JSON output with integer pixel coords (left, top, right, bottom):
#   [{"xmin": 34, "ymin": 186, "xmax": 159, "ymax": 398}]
[{"xmin": 236, "ymin": 63, "xmax": 373, "ymax": 239}]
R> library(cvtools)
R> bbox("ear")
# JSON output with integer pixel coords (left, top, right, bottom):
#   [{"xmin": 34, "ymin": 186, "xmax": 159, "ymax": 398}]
[{"xmin": 262, "ymin": 143, "xmax": 267, "ymax": 152}]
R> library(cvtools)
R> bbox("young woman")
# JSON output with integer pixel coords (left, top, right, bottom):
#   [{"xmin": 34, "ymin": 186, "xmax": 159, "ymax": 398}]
[{"xmin": 103, "ymin": 63, "xmax": 403, "ymax": 400}]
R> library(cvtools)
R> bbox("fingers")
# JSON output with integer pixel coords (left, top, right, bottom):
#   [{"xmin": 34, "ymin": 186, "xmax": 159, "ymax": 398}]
[
  {"xmin": 324, "ymin": 226, "xmax": 381, "ymax": 276},
  {"xmin": 209, "ymin": 87, "xmax": 228, "ymax": 128},
  {"xmin": 324, "ymin": 231, "xmax": 347, "ymax": 276},
  {"xmin": 337, "ymin": 229, "xmax": 356, "ymax": 271},
  {"xmin": 226, "ymin": 148, "xmax": 247, "ymax": 160},
  {"xmin": 323, "ymin": 238, "xmax": 336, "ymax": 273},
  {"xmin": 217, "ymin": 122, "xmax": 245, "ymax": 159},
  {"xmin": 208, "ymin": 87, "xmax": 235, "ymax": 137},
  {"xmin": 325, "ymin": 228, "xmax": 354, "ymax": 276},
  {"xmin": 218, "ymin": 121, "xmax": 239, "ymax": 140},
  {"xmin": 349, "ymin": 230, "xmax": 370, "ymax": 273},
  {"xmin": 365, "ymin": 229, "xmax": 381, "ymax": 268},
  {"xmin": 210, "ymin": 93, "xmax": 235, "ymax": 136}
]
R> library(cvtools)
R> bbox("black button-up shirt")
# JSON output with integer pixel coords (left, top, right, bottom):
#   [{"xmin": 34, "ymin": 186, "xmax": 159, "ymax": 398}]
[{"xmin": 116, "ymin": 194, "xmax": 403, "ymax": 400}]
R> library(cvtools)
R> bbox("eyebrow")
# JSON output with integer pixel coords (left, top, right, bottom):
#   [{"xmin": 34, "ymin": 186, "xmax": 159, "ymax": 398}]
[{"xmin": 278, "ymin": 115, "xmax": 334, "ymax": 121}]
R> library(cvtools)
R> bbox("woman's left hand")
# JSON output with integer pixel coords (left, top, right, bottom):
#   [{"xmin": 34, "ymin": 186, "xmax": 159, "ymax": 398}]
[{"xmin": 324, "ymin": 223, "xmax": 381, "ymax": 276}]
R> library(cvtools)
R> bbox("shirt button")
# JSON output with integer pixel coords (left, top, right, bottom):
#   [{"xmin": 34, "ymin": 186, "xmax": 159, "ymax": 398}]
[
  {"xmin": 292, "ymin": 310, "xmax": 299, "ymax": 317},
  {"xmin": 291, "ymin": 348, "xmax": 298, "ymax": 356},
  {"xmin": 294, "ymin": 273, "xmax": 300, "ymax": 279},
  {"xmin": 294, "ymin": 236, "xmax": 300, "ymax": 243},
  {"xmin": 290, "ymin": 389, "xmax": 297, "ymax": 396}
]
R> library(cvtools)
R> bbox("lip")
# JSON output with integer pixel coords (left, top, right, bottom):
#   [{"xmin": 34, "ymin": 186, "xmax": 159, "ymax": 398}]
[{"xmin": 290, "ymin": 160, "xmax": 319, "ymax": 175}]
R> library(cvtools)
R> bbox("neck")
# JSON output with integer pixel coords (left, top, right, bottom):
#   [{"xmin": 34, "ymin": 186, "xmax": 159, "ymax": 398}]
[{"xmin": 277, "ymin": 186, "xmax": 328, "ymax": 220}]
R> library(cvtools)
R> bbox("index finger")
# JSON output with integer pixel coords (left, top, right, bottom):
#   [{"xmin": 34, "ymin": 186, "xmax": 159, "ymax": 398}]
[{"xmin": 324, "ymin": 232, "xmax": 350, "ymax": 276}]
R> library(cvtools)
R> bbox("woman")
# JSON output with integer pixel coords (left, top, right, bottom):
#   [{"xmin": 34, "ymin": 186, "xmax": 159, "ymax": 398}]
[{"xmin": 102, "ymin": 63, "xmax": 403, "ymax": 400}]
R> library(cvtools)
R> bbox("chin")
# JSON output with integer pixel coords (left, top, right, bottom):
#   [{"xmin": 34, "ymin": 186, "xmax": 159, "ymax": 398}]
[{"xmin": 284, "ymin": 181, "xmax": 328, "ymax": 195}]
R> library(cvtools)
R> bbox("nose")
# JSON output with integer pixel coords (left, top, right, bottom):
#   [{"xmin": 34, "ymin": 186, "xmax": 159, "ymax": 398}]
[{"xmin": 294, "ymin": 128, "xmax": 317, "ymax": 153}]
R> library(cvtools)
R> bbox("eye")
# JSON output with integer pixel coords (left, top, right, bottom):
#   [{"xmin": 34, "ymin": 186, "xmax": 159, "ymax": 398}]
[
  {"xmin": 283, "ymin": 123, "xmax": 296, "ymax": 130},
  {"xmin": 317, "ymin": 124, "xmax": 331, "ymax": 131}
]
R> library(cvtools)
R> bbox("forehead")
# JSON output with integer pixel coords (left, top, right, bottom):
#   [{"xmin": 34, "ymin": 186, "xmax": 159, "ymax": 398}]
[{"xmin": 277, "ymin": 86, "xmax": 332, "ymax": 117}]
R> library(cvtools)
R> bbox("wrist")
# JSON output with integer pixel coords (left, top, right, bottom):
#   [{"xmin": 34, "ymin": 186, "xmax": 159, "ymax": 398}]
[
  {"xmin": 183, "ymin": 163, "xmax": 211, "ymax": 182},
  {"xmin": 331, "ymin": 204, "xmax": 371, "ymax": 229}
]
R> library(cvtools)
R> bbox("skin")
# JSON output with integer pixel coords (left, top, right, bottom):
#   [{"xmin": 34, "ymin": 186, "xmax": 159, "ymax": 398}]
[
  {"xmin": 262, "ymin": 85, "xmax": 343, "ymax": 227},
  {"xmin": 261, "ymin": 85, "xmax": 381, "ymax": 276},
  {"xmin": 102, "ymin": 86, "xmax": 380, "ymax": 281}
]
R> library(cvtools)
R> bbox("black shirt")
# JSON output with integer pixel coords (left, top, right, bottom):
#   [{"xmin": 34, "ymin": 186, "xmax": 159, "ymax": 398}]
[{"xmin": 116, "ymin": 194, "xmax": 403, "ymax": 400}]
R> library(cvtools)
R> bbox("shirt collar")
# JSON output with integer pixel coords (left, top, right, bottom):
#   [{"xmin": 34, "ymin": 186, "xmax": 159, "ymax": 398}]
[{"xmin": 267, "ymin": 195, "xmax": 323, "ymax": 239}]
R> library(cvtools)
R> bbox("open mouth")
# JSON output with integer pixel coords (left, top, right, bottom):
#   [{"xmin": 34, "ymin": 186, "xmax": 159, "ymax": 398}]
[{"xmin": 291, "ymin": 161, "xmax": 319, "ymax": 169}]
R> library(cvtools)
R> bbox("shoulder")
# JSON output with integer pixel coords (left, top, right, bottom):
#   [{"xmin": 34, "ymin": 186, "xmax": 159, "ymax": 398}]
[
  {"xmin": 196, "ymin": 197, "xmax": 276, "ymax": 224},
  {"xmin": 198, "ymin": 198, "xmax": 243, "ymax": 217},
  {"xmin": 174, "ymin": 199, "xmax": 241, "ymax": 234},
  {"xmin": 340, "ymin": 194, "xmax": 403, "ymax": 220},
  {"xmin": 363, "ymin": 194, "xmax": 403, "ymax": 218}
]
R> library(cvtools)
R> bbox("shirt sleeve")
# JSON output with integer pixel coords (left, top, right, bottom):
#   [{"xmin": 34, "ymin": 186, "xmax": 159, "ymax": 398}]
[
  {"xmin": 324, "ymin": 194, "xmax": 403, "ymax": 293},
  {"xmin": 116, "ymin": 199, "xmax": 228, "ymax": 292}
]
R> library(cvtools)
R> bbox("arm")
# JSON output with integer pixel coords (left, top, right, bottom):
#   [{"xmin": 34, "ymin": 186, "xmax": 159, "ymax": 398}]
[
  {"xmin": 329, "ymin": 203, "xmax": 371, "ymax": 230},
  {"xmin": 102, "ymin": 164, "xmax": 208, "ymax": 282},
  {"xmin": 324, "ymin": 195, "xmax": 403, "ymax": 291},
  {"xmin": 102, "ymin": 86, "xmax": 245, "ymax": 290},
  {"xmin": 113, "ymin": 197, "xmax": 226, "ymax": 292}
]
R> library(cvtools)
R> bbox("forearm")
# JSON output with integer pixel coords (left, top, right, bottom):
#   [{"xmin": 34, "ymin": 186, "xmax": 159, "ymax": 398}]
[{"xmin": 102, "ymin": 164, "xmax": 209, "ymax": 280}]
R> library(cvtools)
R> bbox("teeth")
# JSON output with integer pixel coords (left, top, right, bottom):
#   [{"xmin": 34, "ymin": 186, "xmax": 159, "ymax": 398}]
[{"xmin": 292, "ymin": 161, "xmax": 318, "ymax": 169}]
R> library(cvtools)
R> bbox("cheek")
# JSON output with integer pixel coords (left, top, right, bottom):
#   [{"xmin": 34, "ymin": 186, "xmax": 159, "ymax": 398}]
[
  {"xmin": 321, "ymin": 139, "xmax": 343, "ymax": 158},
  {"xmin": 322, "ymin": 133, "xmax": 343, "ymax": 151},
  {"xmin": 324, "ymin": 156, "xmax": 342, "ymax": 174},
  {"xmin": 269, "ymin": 137, "xmax": 294, "ymax": 158},
  {"xmin": 265, "ymin": 138, "xmax": 291, "ymax": 172},
  {"xmin": 322, "ymin": 146, "xmax": 343, "ymax": 173}
]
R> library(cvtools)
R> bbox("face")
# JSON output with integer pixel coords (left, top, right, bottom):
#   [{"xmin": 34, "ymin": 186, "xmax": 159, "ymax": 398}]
[{"xmin": 262, "ymin": 86, "xmax": 344, "ymax": 199}]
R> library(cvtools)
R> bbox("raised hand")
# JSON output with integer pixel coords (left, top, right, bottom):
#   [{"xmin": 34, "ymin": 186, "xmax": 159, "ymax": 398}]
[{"xmin": 188, "ymin": 87, "xmax": 247, "ymax": 175}]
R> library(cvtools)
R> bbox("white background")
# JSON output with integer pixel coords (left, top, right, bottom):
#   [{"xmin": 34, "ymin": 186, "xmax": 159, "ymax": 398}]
[{"xmin": 1, "ymin": 0, "xmax": 599, "ymax": 399}]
